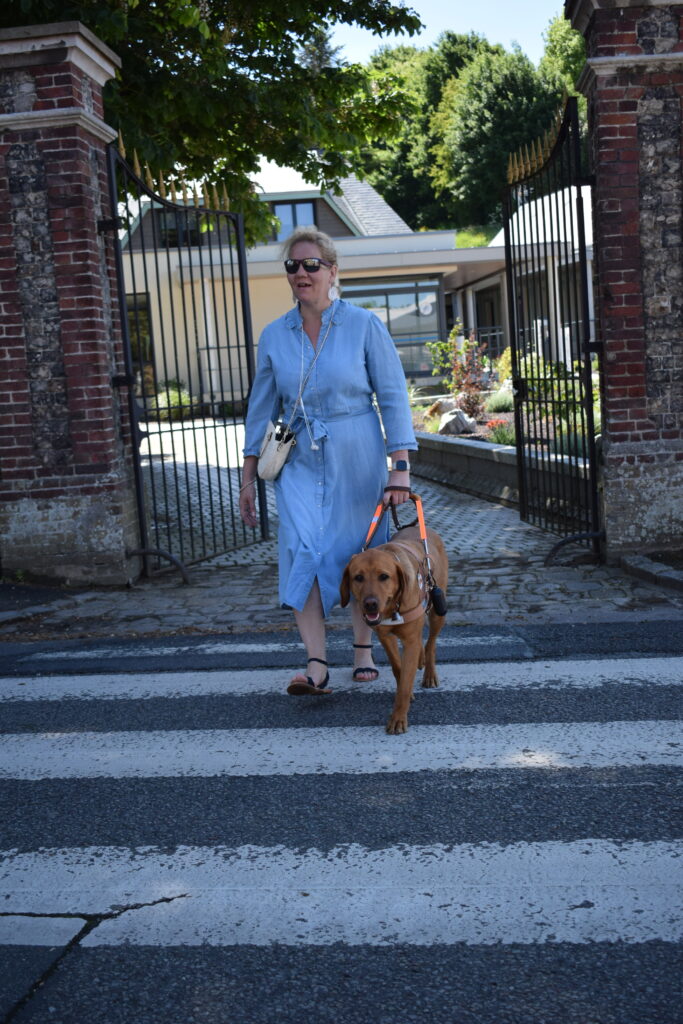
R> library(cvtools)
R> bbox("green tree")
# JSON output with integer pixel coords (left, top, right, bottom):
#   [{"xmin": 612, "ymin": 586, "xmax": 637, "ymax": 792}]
[
  {"xmin": 0, "ymin": 0, "xmax": 421, "ymax": 238},
  {"xmin": 298, "ymin": 25, "xmax": 344, "ymax": 73},
  {"xmin": 434, "ymin": 48, "xmax": 564, "ymax": 226},
  {"xmin": 539, "ymin": 13, "xmax": 587, "ymax": 125},
  {"xmin": 539, "ymin": 14, "xmax": 586, "ymax": 91},
  {"xmin": 361, "ymin": 31, "xmax": 498, "ymax": 229}
]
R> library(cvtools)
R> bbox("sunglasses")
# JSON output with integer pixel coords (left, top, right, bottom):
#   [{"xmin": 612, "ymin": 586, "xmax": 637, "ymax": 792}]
[{"xmin": 284, "ymin": 257, "xmax": 332, "ymax": 274}]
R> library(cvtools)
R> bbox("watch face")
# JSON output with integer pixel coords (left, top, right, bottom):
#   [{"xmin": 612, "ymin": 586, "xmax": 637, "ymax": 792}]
[{"xmin": 393, "ymin": 460, "xmax": 409, "ymax": 471}]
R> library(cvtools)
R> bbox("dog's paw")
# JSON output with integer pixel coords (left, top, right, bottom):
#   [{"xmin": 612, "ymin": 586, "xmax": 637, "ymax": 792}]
[
  {"xmin": 386, "ymin": 713, "xmax": 408, "ymax": 734},
  {"xmin": 421, "ymin": 671, "xmax": 439, "ymax": 688}
]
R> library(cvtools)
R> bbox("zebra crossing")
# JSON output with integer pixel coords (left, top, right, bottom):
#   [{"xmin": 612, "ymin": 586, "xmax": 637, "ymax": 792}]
[{"xmin": 0, "ymin": 653, "xmax": 682, "ymax": 1022}]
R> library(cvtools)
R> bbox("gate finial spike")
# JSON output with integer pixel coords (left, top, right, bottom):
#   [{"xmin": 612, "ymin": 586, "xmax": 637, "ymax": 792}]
[
  {"xmin": 221, "ymin": 184, "xmax": 229, "ymax": 210},
  {"xmin": 170, "ymin": 177, "xmax": 178, "ymax": 203},
  {"xmin": 211, "ymin": 184, "xmax": 220, "ymax": 210},
  {"xmin": 507, "ymin": 153, "xmax": 514, "ymax": 185},
  {"xmin": 202, "ymin": 181, "xmax": 210, "ymax": 208},
  {"xmin": 192, "ymin": 183, "xmax": 200, "ymax": 208},
  {"xmin": 133, "ymin": 149, "xmax": 142, "ymax": 178},
  {"xmin": 516, "ymin": 150, "xmax": 524, "ymax": 182},
  {"xmin": 536, "ymin": 138, "xmax": 545, "ymax": 172},
  {"xmin": 144, "ymin": 163, "xmax": 154, "ymax": 191},
  {"xmin": 158, "ymin": 170, "xmax": 166, "ymax": 200},
  {"xmin": 117, "ymin": 130, "xmax": 126, "ymax": 158},
  {"xmin": 543, "ymin": 129, "xmax": 552, "ymax": 161},
  {"xmin": 180, "ymin": 174, "xmax": 189, "ymax": 205}
]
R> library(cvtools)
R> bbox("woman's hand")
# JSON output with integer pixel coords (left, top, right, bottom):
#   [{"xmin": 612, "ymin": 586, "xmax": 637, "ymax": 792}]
[
  {"xmin": 384, "ymin": 469, "xmax": 411, "ymax": 506},
  {"xmin": 239, "ymin": 457, "xmax": 259, "ymax": 527}
]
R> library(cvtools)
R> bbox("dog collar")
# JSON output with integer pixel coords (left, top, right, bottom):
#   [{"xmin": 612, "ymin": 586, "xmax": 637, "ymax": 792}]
[{"xmin": 378, "ymin": 597, "xmax": 428, "ymax": 627}]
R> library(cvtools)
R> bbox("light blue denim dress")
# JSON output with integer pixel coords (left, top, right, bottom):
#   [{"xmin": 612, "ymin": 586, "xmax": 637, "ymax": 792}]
[{"xmin": 243, "ymin": 299, "xmax": 417, "ymax": 616}]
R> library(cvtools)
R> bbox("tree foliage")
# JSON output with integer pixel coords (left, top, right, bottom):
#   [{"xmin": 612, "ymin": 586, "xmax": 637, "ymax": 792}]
[
  {"xmin": 0, "ymin": 0, "xmax": 421, "ymax": 237},
  {"xmin": 539, "ymin": 14, "xmax": 586, "ymax": 91},
  {"xmin": 361, "ymin": 16, "xmax": 585, "ymax": 233},
  {"xmin": 360, "ymin": 31, "xmax": 499, "ymax": 229},
  {"xmin": 433, "ymin": 49, "xmax": 564, "ymax": 226}
]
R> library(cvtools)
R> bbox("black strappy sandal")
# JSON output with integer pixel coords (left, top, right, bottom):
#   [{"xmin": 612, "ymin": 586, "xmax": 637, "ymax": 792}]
[
  {"xmin": 287, "ymin": 657, "xmax": 331, "ymax": 696},
  {"xmin": 352, "ymin": 643, "xmax": 379, "ymax": 682}
]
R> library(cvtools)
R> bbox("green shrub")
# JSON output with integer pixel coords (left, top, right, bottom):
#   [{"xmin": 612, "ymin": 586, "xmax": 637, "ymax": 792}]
[
  {"xmin": 494, "ymin": 346, "xmax": 513, "ymax": 383},
  {"xmin": 150, "ymin": 381, "xmax": 193, "ymax": 421},
  {"xmin": 487, "ymin": 418, "xmax": 515, "ymax": 445},
  {"xmin": 485, "ymin": 389, "xmax": 515, "ymax": 413}
]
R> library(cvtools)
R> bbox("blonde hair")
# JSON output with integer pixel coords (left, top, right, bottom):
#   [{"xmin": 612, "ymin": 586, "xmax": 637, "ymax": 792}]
[{"xmin": 282, "ymin": 226, "xmax": 338, "ymax": 268}]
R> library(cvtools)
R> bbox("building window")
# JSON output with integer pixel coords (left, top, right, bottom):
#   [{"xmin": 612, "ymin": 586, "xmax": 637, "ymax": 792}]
[
  {"xmin": 342, "ymin": 277, "xmax": 442, "ymax": 378},
  {"xmin": 271, "ymin": 201, "xmax": 316, "ymax": 242},
  {"xmin": 158, "ymin": 209, "xmax": 202, "ymax": 248}
]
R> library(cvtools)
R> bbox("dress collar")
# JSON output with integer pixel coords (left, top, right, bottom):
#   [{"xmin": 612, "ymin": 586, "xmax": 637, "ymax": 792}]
[{"xmin": 284, "ymin": 298, "xmax": 345, "ymax": 330}]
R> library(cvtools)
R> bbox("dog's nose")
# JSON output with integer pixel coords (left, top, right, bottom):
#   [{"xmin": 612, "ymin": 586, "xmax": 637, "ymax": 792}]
[{"xmin": 363, "ymin": 597, "xmax": 379, "ymax": 614}]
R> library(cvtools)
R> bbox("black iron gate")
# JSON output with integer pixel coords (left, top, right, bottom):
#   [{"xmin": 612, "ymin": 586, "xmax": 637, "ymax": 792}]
[
  {"xmin": 105, "ymin": 145, "xmax": 269, "ymax": 576},
  {"xmin": 503, "ymin": 98, "xmax": 603, "ymax": 556}
]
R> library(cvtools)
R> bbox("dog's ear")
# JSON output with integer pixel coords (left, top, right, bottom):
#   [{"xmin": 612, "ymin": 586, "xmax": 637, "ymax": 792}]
[{"xmin": 340, "ymin": 565, "xmax": 351, "ymax": 607}]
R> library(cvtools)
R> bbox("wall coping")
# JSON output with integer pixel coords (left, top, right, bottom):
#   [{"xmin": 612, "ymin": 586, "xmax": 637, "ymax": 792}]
[
  {"xmin": 415, "ymin": 431, "xmax": 518, "ymax": 466},
  {"xmin": 0, "ymin": 105, "xmax": 116, "ymax": 142},
  {"xmin": 565, "ymin": 0, "xmax": 683, "ymax": 37},
  {"xmin": 578, "ymin": 51, "xmax": 683, "ymax": 92},
  {"xmin": 0, "ymin": 21, "xmax": 121, "ymax": 86}
]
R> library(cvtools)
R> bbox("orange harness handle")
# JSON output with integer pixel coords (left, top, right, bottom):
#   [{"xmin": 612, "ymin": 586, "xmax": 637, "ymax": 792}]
[{"xmin": 362, "ymin": 492, "xmax": 426, "ymax": 552}]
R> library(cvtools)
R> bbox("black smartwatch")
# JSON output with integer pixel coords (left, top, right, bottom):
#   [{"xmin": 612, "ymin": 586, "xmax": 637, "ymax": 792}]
[{"xmin": 392, "ymin": 459, "xmax": 410, "ymax": 471}]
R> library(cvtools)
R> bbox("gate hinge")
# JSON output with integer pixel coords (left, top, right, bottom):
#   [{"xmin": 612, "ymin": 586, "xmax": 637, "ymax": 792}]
[
  {"xmin": 98, "ymin": 216, "xmax": 122, "ymax": 234},
  {"xmin": 586, "ymin": 339, "xmax": 603, "ymax": 354},
  {"xmin": 512, "ymin": 377, "xmax": 528, "ymax": 401},
  {"xmin": 112, "ymin": 373, "xmax": 135, "ymax": 387}
]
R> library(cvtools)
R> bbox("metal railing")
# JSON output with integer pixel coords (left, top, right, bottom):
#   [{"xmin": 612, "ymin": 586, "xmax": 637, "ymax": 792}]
[
  {"xmin": 503, "ymin": 98, "xmax": 602, "ymax": 555},
  {"xmin": 106, "ymin": 146, "xmax": 269, "ymax": 576}
]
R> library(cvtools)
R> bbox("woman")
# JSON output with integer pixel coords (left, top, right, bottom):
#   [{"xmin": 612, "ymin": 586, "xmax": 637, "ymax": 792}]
[{"xmin": 239, "ymin": 226, "xmax": 417, "ymax": 693}]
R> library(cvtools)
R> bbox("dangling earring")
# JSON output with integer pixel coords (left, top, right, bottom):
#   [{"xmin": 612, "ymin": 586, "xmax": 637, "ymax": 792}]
[{"xmin": 328, "ymin": 281, "xmax": 339, "ymax": 302}]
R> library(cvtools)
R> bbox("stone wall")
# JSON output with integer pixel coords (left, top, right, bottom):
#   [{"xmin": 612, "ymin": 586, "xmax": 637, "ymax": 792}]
[
  {"xmin": 567, "ymin": 0, "xmax": 683, "ymax": 557},
  {"xmin": 0, "ymin": 24, "xmax": 139, "ymax": 583}
]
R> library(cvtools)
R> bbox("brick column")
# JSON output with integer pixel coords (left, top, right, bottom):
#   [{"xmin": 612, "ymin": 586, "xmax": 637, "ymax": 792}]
[
  {"xmin": 566, "ymin": 0, "xmax": 683, "ymax": 558},
  {"xmin": 0, "ymin": 22, "xmax": 140, "ymax": 584}
]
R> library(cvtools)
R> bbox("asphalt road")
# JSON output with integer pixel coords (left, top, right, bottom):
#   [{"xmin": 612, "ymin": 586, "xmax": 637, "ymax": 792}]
[{"xmin": 0, "ymin": 627, "xmax": 681, "ymax": 1024}]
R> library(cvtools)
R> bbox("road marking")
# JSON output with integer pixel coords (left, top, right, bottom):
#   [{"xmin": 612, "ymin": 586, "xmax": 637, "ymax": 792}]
[
  {"xmin": 0, "ymin": 916, "xmax": 84, "ymax": 946},
  {"xmin": 16, "ymin": 633, "xmax": 524, "ymax": 663},
  {"xmin": 1, "ymin": 720, "xmax": 681, "ymax": 779},
  {"xmin": 1, "ymin": 840, "xmax": 680, "ymax": 947},
  {"xmin": 2, "ymin": 656, "xmax": 681, "ymax": 702}
]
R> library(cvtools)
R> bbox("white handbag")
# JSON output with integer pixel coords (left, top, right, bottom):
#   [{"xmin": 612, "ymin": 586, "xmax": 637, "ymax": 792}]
[
  {"xmin": 257, "ymin": 420, "xmax": 297, "ymax": 481},
  {"xmin": 256, "ymin": 316, "xmax": 334, "ymax": 481}
]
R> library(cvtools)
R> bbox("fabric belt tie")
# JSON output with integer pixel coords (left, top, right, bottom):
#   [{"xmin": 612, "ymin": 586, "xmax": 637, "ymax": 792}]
[{"xmin": 290, "ymin": 406, "xmax": 374, "ymax": 444}]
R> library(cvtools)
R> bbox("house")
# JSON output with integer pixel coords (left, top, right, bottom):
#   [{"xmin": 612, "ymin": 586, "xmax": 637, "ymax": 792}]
[{"xmin": 119, "ymin": 164, "xmax": 593, "ymax": 412}]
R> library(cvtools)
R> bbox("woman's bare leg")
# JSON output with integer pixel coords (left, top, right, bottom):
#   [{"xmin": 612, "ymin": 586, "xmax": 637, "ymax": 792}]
[{"xmin": 292, "ymin": 579, "xmax": 328, "ymax": 686}]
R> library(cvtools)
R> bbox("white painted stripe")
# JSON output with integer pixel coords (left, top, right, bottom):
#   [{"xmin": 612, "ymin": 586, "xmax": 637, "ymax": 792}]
[
  {"xmin": 18, "ymin": 633, "xmax": 520, "ymax": 663},
  {"xmin": 2, "ymin": 656, "xmax": 681, "ymax": 702},
  {"xmin": 1, "ymin": 841, "xmax": 680, "ymax": 946},
  {"xmin": 1, "ymin": 720, "xmax": 681, "ymax": 779},
  {"xmin": 0, "ymin": 915, "xmax": 84, "ymax": 947}
]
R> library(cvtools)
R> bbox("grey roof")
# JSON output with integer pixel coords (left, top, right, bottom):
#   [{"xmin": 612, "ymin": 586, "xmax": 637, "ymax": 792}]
[{"xmin": 331, "ymin": 174, "xmax": 413, "ymax": 236}]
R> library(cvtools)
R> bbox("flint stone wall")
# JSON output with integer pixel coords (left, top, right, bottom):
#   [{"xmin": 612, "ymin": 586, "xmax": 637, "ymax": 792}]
[
  {"xmin": 568, "ymin": 0, "xmax": 683, "ymax": 556},
  {"xmin": 0, "ymin": 24, "xmax": 139, "ymax": 583}
]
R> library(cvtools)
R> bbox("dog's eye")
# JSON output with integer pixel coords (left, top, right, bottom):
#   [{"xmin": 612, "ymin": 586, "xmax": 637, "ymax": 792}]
[
  {"xmin": 354, "ymin": 573, "xmax": 365, "ymax": 583},
  {"xmin": 378, "ymin": 572, "xmax": 390, "ymax": 581}
]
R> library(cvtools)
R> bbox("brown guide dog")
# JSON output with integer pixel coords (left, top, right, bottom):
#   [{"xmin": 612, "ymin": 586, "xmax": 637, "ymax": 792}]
[{"xmin": 340, "ymin": 525, "xmax": 448, "ymax": 734}]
